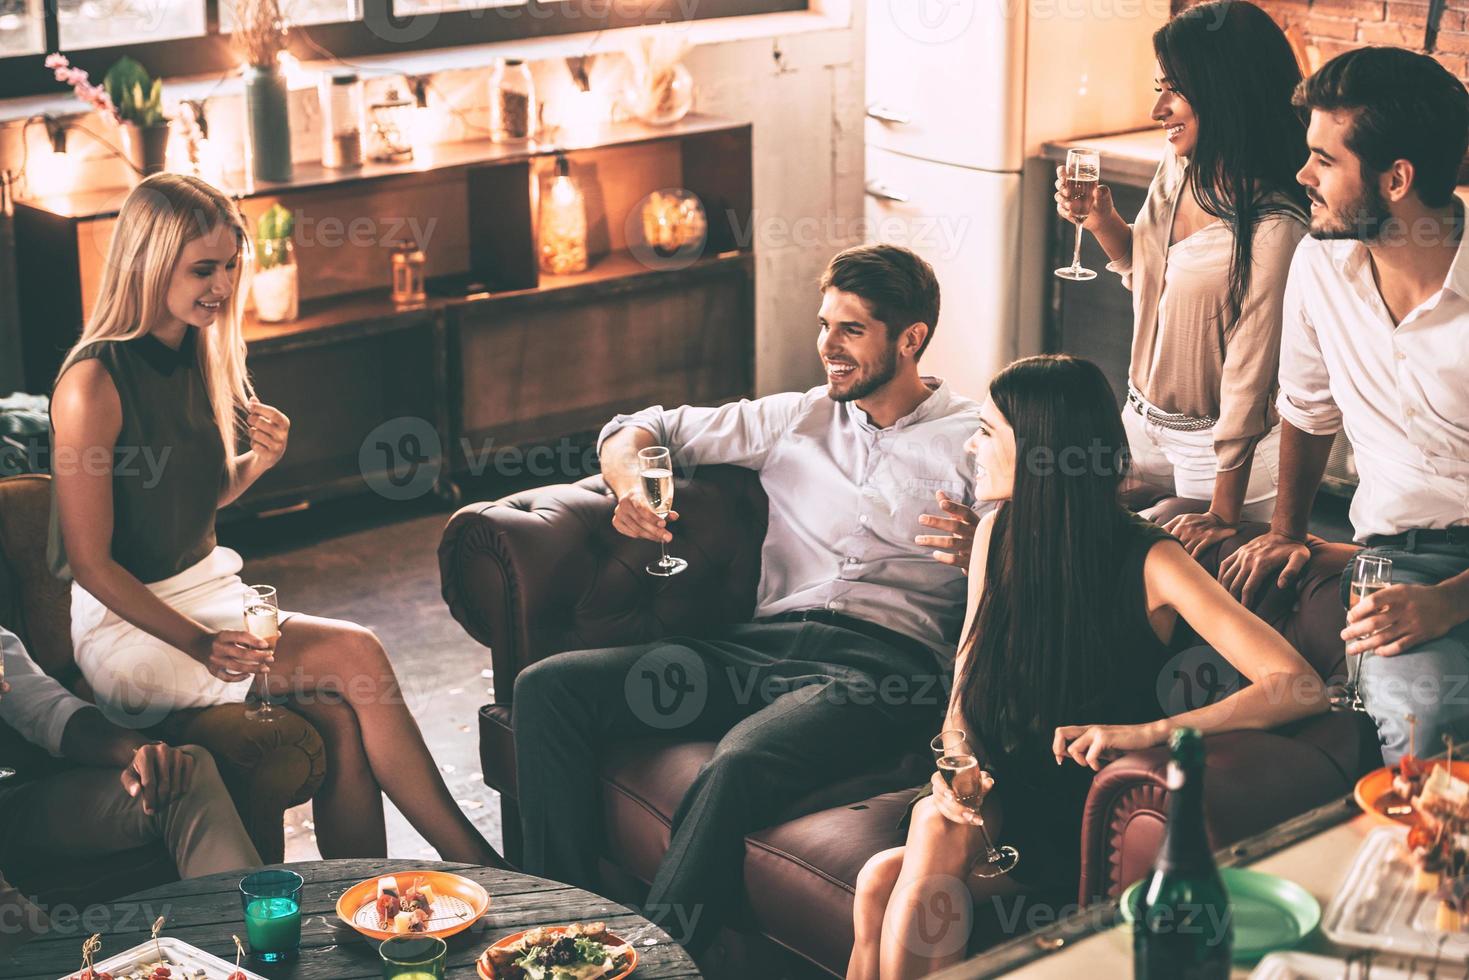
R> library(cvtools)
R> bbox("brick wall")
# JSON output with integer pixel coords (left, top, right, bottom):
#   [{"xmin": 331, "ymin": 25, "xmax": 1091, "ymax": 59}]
[{"xmin": 1252, "ymin": 0, "xmax": 1469, "ymax": 82}]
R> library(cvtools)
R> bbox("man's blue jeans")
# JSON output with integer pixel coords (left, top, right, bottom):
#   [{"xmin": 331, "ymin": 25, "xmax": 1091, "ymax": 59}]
[{"xmin": 1350, "ymin": 536, "xmax": 1469, "ymax": 764}]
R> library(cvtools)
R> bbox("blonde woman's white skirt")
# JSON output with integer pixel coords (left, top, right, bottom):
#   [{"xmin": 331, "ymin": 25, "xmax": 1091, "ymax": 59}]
[{"xmin": 71, "ymin": 546, "xmax": 293, "ymax": 726}]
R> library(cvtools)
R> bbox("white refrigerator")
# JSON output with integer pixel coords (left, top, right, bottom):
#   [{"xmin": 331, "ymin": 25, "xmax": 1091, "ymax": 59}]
[{"xmin": 865, "ymin": 0, "xmax": 1166, "ymax": 399}]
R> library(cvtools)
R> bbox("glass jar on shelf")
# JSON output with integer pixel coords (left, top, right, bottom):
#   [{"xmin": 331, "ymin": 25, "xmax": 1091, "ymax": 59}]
[
  {"xmin": 391, "ymin": 240, "xmax": 427, "ymax": 305},
  {"xmin": 490, "ymin": 58, "xmax": 537, "ymax": 143},
  {"xmin": 368, "ymin": 86, "xmax": 415, "ymax": 163},
  {"xmin": 319, "ymin": 70, "xmax": 365, "ymax": 169}
]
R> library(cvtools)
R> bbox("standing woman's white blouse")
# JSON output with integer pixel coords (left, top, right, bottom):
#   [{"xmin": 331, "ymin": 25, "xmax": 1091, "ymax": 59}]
[{"xmin": 1108, "ymin": 151, "xmax": 1308, "ymax": 472}]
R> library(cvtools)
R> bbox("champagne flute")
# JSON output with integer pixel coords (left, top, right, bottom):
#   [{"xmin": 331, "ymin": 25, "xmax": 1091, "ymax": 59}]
[
  {"xmin": 1055, "ymin": 148, "xmax": 1100, "ymax": 281},
  {"xmin": 1332, "ymin": 554, "xmax": 1392, "ymax": 713},
  {"xmin": 638, "ymin": 447, "xmax": 688, "ymax": 577},
  {"xmin": 243, "ymin": 584, "xmax": 281, "ymax": 724},
  {"xmin": 930, "ymin": 729, "xmax": 1019, "ymax": 877}
]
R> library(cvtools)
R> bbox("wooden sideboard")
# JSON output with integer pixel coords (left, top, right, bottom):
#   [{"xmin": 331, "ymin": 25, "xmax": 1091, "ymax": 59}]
[{"xmin": 12, "ymin": 115, "xmax": 756, "ymax": 515}]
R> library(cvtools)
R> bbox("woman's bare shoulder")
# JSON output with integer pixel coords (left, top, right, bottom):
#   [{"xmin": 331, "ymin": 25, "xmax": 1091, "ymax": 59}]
[{"xmin": 52, "ymin": 358, "xmax": 122, "ymax": 438}]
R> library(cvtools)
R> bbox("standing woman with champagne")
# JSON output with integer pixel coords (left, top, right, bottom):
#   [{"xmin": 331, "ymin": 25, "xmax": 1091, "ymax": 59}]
[
  {"xmin": 845, "ymin": 356, "xmax": 1325, "ymax": 980},
  {"xmin": 1056, "ymin": 0, "xmax": 1309, "ymax": 554},
  {"xmin": 48, "ymin": 173, "xmax": 503, "ymax": 866}
]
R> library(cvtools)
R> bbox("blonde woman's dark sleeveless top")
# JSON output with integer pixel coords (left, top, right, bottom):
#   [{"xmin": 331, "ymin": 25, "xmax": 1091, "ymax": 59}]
[{"xmin": 48, "ymin": 328, "xmax": 227, "ymax": 584}]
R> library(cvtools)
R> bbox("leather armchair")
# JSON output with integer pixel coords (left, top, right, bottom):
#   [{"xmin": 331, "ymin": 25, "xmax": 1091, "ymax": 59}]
[
  {"xmin": 0, "ymin": 475, "xmax": 325, "ymax": 907},
  {"xmin": 442, "ymin": 468, "xmax": 1378, "ymax": 976}
]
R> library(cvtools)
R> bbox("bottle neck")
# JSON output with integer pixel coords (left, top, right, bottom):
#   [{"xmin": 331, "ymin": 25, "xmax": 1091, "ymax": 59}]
[{"xmin": 1158, "ymin": 760, "xmax": 1213, "ymax": 873}]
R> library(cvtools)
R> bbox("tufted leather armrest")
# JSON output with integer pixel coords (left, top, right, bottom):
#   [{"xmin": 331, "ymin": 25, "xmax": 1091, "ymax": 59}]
[{"xmin": 438, "ymin": 466, "xmax": 769, "ymax": 701}]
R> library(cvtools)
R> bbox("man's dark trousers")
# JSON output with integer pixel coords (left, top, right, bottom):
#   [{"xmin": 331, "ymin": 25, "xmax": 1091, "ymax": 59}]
[{"xmin": 512, "ymin": 619, "xmax": 947, "ymax": 951}]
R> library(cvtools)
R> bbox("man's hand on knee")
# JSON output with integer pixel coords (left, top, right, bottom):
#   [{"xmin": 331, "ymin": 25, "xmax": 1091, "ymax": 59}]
[
  {"xmin": 1343, "ymin": 582, "xmax": 1466, "ymax": 657},
  {"xmin": 120, "ymin": 742, "xmax": 196, "ymax": 816}
]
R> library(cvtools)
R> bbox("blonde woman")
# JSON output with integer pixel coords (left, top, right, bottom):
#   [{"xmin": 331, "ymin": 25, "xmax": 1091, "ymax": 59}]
[{"xmin": 48, "ymin": 174, "xmax": 504, "ymax": 866}]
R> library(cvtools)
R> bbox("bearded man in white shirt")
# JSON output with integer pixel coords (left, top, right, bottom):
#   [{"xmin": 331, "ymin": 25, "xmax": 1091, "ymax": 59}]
[
  {"xmin": 1220, "ymin": 47, "xmax": 1469, "ymax": 763},
  {"xmin": 0, "ymin": 626, "xmax": 261, "ymax": 954}
]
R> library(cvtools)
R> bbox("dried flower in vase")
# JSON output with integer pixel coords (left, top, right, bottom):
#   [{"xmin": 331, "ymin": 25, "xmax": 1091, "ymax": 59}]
[{"xmin": 230, "ymin": 0, "xmax": 289, "ymax": 68}]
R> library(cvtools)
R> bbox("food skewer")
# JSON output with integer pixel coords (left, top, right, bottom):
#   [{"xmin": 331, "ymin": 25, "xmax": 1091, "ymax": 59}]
[{"xmin": 229, "ymin": 935, "xmax": 247, "ymax": 980}]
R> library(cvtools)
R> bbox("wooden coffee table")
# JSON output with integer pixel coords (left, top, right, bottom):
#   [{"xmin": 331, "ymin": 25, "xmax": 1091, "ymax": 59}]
[{"xmin": 3, "ymin": 858, "xmax": 701, "ymax": 979}]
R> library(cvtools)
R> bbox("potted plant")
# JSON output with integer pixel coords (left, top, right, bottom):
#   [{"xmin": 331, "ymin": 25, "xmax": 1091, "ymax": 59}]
[
  {"xmin": 232, "ymin": 0, "xmax": 293, "ymax": 182},
  {"xmin": 252, "ymin": 203, "xmax": 297, "ymax": 322},
  {"xmin": 46, "ymin": 53, "xmax": 171, "ymax": 177}
]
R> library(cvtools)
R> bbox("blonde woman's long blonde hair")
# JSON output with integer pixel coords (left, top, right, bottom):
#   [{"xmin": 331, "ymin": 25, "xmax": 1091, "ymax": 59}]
[{"xmin": 56, "ymin": 173, "xmax": 255, "ymax": 478}]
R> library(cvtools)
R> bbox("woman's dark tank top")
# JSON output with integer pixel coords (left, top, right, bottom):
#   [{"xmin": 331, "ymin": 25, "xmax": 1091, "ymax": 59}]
[{"xmin": 48, "ymin": 328, "xmax": 226, "ymax": 584}]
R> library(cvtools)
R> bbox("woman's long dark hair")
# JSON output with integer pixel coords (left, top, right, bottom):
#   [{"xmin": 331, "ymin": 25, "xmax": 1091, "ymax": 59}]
[
  {"xmin": 1154, "ymin": 0, "xmax": 1309, "ymax": 326},
  {"xmin": 958, "ymin": 356, "xmax": 1133, "ymax": 759}
]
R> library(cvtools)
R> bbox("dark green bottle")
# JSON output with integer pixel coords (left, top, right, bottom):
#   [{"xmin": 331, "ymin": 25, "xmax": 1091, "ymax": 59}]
[{"xmin": 1132, "ymin": 727, "xmax": 1233, "ymax": 979}]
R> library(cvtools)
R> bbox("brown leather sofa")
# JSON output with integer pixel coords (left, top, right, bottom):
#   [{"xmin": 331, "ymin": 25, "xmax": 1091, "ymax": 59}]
[
  {"xmin": 0, "ymin": 474, "xmax": 326, "ymax": 908},
  {"xmin": 440, "ymin": 466, "xmax": 1380, "ymax": 976}
]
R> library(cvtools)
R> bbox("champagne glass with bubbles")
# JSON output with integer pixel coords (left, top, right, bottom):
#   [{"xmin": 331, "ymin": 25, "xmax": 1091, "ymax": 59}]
[
  {"xmin": 243, "ymin": 585, "xmax": 281, "ymax": 723},
  {"xmin": 931, "ymin": 729, "xmax": 1019, "ymax": 877},
  {"xmin": 639, "ymin": 446, "xmax": 688, "ymax": 577},
  {"xmin": 1055, "ymin": 148, "xmax": 1101, "ymax": 281},
  {"xmin": 1332, "ymin": 555, "xmax": 1392, "ymax": 713}
]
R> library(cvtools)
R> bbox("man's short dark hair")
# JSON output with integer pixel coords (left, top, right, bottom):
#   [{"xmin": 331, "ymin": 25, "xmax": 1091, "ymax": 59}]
[
  {"xmin": 819, "ymin": 244, "xmax": 941, "ymax": 358},
  {"xmin": 1293, "ymin": 46, "xmax": 1469, "ymax": 208}
]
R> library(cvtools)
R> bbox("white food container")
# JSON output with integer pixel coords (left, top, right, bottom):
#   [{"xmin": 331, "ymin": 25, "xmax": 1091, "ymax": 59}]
[{"xmin": 55, "ymin": 936, "xmax": 267, "ymax": 980}]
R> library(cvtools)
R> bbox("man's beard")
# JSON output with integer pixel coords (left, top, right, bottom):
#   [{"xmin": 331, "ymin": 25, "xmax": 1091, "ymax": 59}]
[
  {"xmin": 828, "ymin": 344, "xmax": 900, "ymax": 403},
  {"xmin": 1309, "ymin": 178, "xmax": 1392, "ymax": 242}
]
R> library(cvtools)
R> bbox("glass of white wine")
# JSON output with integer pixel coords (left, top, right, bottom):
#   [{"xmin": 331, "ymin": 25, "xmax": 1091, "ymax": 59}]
[
  {"xmin": 1333, "ymin": 554, "xmax": 1392, "ymax": 714},
  {"xmin": 930, "ymin": 729, "xmax": 1018, "ymax": 877},
  {"xmin": 638, "ymin": 446, "xmax": 687, "ymax": 578},
  {"xmin": 243, "ymin": 584, "xmax": 281, "ymax": 723},
  {"xmin": 1055, "ymin": 147, "xmax": 1101, "ymax": 281}
]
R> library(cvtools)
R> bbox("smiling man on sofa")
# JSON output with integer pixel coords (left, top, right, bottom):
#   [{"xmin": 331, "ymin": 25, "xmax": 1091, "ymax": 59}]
[{"xmin": 511, "ymin": 244, "xmax": 984, "ymax": 953}]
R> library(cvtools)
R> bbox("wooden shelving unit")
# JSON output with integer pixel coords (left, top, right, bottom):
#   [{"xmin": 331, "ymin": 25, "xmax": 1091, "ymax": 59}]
[{"xmin": 14, "ymin": 115, "xmax": 756, "ymax": 515}]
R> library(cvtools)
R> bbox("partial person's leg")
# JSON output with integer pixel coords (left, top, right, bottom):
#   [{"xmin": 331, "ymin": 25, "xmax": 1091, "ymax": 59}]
[
  {"xmin": 880, "ymin": 796, "xmax": 1012, "ymax": 978},
  {"xmin": 287, "ymin": 694, "xmax": 387, "ymax": 858},
  {"xmin": 513, "ymin": 636, "xmax": 747, "ymax": 889},
  {"xmin": 848, "ymin": 846, "xmax": 905, "ymax": 980},
  {"xmin": 1150, "ymin": 423, "xmax": 1219, "ymax": 518},
  {"xmin": 1121, "ymin": 405, "xmax": 1178, "ymax": 507},
  {"xmin": 266, "ymin": 614, "xmax": 497, "ymax": 866},
  {"xmin": 1354, "ymin": 547, "xmax": 1469, "ymax": 763},
  {"xmin": 0, "ymin": 746, "xmax": 260, "ymax": 879},
  {"xmin": 644, "ymin": 625, "xmax": 941, "ymax": 952}
]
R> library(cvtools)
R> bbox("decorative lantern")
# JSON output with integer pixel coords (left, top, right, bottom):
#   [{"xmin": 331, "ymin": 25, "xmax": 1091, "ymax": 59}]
[{"xmin": 538, "ymin": 152, "xmax": 588, "ymax": 275}]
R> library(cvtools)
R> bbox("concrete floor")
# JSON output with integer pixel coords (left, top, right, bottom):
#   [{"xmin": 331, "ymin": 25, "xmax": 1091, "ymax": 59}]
[{"xmin": 221, "ymin": 497, "xmax": 504, "ymax": 863}]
